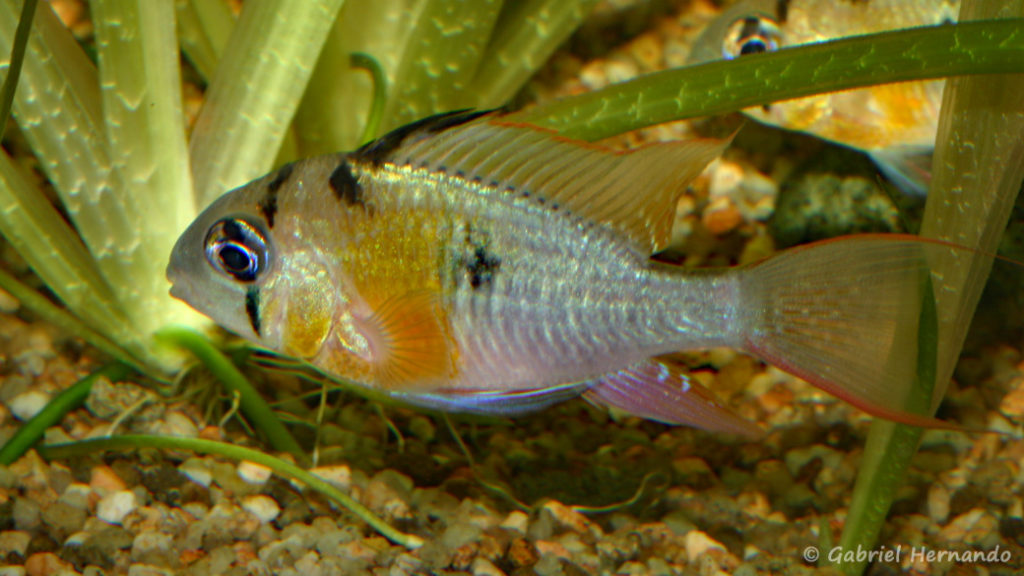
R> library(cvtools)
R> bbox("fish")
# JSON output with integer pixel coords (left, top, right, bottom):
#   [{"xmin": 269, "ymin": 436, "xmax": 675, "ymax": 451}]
[
  {"xmin": 168, "ymin": 110, "xmax": 956, "ymax": 437},
  {"xmin": 689, "ymin": 0, "xmax": 960, "ymax": 195}
]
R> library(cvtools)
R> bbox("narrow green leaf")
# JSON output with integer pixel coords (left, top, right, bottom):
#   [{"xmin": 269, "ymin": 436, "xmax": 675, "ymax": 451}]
[
  {"xmin": 382, "ymin": 0, "xmax": 504, "ymax": 129},
  {"xmin": 93, "ymin": 0, "xmax": 203, "ymax": 342},
  {"xmin": 0, "ymin": 363, "xmax": 131, "ymax": 465},
  {"xmin": 514, "ymin": 20, "xmax": 1024, "ymax": 140},
  {"xmin": 0, "ymin": 0, "xmax": 35, "ymax": 142},
  {"xmin": 0, "ymin": 152, "xmax": 143, "ymax": 356},
  {"xmin": 178, "ymin": 0, "xmax": 235, "ymax": 81},
  {"xmin": 294, "ymin": 0, "xmax": 429, "ymax": 155},
  {"xmin": 189, "ymin": 0, "xmax": 346, "ymax": 208},
  {"xmin": 154, "ymin": 325, "xmax": 307, "ymax": 466},
  {"xmin": 834, "ymin": 275, "xmax": 937, "ymax": 575},
  {"xmin": 835, "ymin": 3, "xmax": 1024, "ymax": 575},
  {"xmin": 349, "ymin": 52, "xmax": 388, "ymax": 145},
  {"xmin": 468, "ymin": 0, "xmax": 599, "ymax": 108}
]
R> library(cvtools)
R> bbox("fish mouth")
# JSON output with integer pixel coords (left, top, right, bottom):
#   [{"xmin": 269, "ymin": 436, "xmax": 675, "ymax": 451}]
[{"xmin": 165, "ymin": 259, "xmax": 194, "ymax": 305}]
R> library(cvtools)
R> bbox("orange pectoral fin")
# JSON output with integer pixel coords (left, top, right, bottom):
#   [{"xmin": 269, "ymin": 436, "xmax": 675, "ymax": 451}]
[{"xmin": 360, "ymin": 290, "xmax": 457, "ymax": 390}]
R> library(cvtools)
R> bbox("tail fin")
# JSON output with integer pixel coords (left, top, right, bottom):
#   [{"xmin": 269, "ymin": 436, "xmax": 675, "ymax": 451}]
[{"xmin": 736, "ymin": 234, "xmax": 962, "ymax": 429}]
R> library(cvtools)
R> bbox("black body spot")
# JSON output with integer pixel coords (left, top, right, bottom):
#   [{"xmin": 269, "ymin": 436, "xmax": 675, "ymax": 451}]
[
  {"xmin": 245, "ymin": 288, "xmax": 261, "ymax": 336},
  {"xmin": 456, "ymin": 226, "xmax": 501, "ymax": 290},
  {"xmin": 467, "ymin": 246, "xmax": 501, "ymax": 289},
  {"xmin": 329, "ymin": 160, "xmax": 365, "ymax": 207},
  {"xmin": 352, "ymin": 109, "xmax": 498, "ymax": 166},
  {"xmin": 259, "ymin": 163, "xmax": 294, "ymax": 228}
]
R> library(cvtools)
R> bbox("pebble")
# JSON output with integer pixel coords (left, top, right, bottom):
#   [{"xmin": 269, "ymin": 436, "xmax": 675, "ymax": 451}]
[
  {"xmin": 40, "ymin": 500, "xmax": 87, "ymax": 537},
  {"xmin": 12, "ymin": 497, "xmax": 41, "ymax": 531},
  {"xmin": 6, "ymin": 390, "xmax": 50, "ymax": 421},
  {"xmin": 998, "ymin": 379, "xmax": 1024, "ymax": 420},
  {"xmin": 151, "ymin": 412, "xmax": 199, "ymax": 438},
  {"xmin": 242, "ymin": 495, "xmax": 281, "ymax": 523},
  {"xmin": 309, "ymin": 465, "xmax": 351, "ymax": 491},
  {"xmin": 939, "ymin": 508, "xmax": 1001, "ymax": 547},
  {"xmin": 23, "ymin": 552, "xmax": 73, "ymax": 576},
  {"xmin": 131, "ymin": 532, "xmax": 175, "ymax": 566},
  {"xmin": 539, "ymin": 501, "xmax": 594, "ymax": 536},
  {"xmin": 90, "ymin": 465, "xmax": 128, "ymax": 496},
  {"xmin": 702, "ymin": 197, "xmax": 742, "ymax": 236},
  {"xmin": 0, "ymin": 530, "xmax": 31, "ymax": 558},
  {"xmin": 237, "ymin": 461, "xmax": 273, "ymax": 486},
  {"xmin": 97, "ymin": 490, "xmax": 138, "ymax": 525},
  {"xmin": 471, "ymin": 557, "xmax": 505, "ymax": 576},
  {"xmin": 685, "ymin": 530, "xmax": 726, "ymax": 563},
  {"xmin": 927, "ymin": 483, "xmax": 951, "ymax": 524},
  {"xmin": 178, "ymin": 458, "xmax": 212, "ymax": 488},
  {"xmin": 499, "ymin": 511, "xmax": 529, "ymax": 534}
]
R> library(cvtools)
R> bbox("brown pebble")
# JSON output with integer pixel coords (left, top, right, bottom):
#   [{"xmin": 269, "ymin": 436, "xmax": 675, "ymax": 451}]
[
  {"xmin": 702, "ymin": 200, "xmax": 743, "ymax": 236},
  {"xmin": 90, "ymin": 465, "xmax": 127, "ymax": 496},
  {"xmin": 540, "ymin": 501, "xmax": 593, "ymax": 535},
  {"xmin": 24, "ymin": 551, "xmax": 73, "ymax": 576},
  {"xmin": 506, "ymin": 537, "xmax": 539, "ymax": 568}
]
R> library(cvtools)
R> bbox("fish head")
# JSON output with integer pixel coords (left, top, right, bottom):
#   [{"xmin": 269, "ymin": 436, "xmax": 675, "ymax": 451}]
[{"xmin": 167, "ymin": 167, "xmax": 340, "ymax": 358}]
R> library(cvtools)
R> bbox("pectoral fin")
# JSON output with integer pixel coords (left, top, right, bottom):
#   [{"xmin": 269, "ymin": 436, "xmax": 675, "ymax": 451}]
[
  {"xmin": 359, "ymin": 290, "xmax": 457, "ymax": 390},
  {"xmin": 584, "ymin": 360, "xmax": 762, "ymax": 438}
]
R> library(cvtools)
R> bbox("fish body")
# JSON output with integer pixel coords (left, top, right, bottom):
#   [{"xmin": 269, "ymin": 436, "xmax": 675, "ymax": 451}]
[
  {"xmin": 169, "ymin": 111, "xmax": 951, "ymax": 435},
  {"xmin": 690, "ymin": 0, "xmax": 960, "ymax": 194}
]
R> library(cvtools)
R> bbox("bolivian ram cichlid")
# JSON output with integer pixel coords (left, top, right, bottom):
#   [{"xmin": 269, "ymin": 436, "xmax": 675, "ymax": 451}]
[
  {"xmin": 689, "ymin": 0, "xmax": 960, "ymax": 195},
  {"xmin": 168, "ymin": 110, "xmax": 953, "ymax": 436}
]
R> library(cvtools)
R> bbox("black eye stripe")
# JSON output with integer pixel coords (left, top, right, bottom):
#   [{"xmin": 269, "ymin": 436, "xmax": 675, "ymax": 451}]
[
  {"xmin": 222, "ymin": 218, "xmax": 245, "ymax": 241},
  {"xmin": 204, "ymin": 218, "xmax": 270, "ymax": 283}
]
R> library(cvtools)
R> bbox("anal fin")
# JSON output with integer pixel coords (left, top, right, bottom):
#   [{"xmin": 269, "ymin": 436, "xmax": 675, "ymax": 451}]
[
  {"xmin": 392, "ymin": 382, "xmax": 592, "ymax": 417},
  {"xmin": 584, "ymin": 360, "xmax": 762, "ymax": 438}
]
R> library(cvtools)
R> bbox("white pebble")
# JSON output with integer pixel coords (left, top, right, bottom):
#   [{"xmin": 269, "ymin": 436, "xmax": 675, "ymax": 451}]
[
  {"xmin": 242, "ymin": 494, "xmax": 281, "ymax": 523},
  {"xmin": 685, "ymin": 530, "xmax": 726, "ymax": 562},
  {"xmin": 471, "ymin": 558, "xmax": 505, "ymax": 576},
  {"xmin": 7, "ymin": 390, "xmax": 50, "ymax": 421},
  {"xmin": 179, "ymin": 458, "xmax": 212, "ymax": 487},
  {"xmin": 310, "ymin": 465, "xmax": 351, "ymax": 490},
  {"xmin": 237, "ymin": 461, "xmax": 273, "ymax": 485},
  {"xmin": 97, "ymin": 490, "xmax": 137, "ymax": 525},
  {"xmin": 500, "ymin": 510, "xmax": 529, "ymax": 534}
]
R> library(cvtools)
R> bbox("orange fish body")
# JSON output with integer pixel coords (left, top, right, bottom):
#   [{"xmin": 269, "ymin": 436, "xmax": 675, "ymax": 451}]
[{"xmin": 169, "ymin": 111, "xmax": 955, "ymax": 435}]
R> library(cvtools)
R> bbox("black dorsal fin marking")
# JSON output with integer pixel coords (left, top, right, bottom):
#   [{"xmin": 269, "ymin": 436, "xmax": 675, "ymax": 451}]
[{"xmin": 353, "ymin": 109, "xmax": 498, "ymax": 167}]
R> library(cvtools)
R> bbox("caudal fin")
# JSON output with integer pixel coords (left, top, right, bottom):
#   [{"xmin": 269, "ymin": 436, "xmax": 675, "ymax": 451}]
[{"xmin": 737, "ymin": 234, "xmax": 962, "ymax": 429}]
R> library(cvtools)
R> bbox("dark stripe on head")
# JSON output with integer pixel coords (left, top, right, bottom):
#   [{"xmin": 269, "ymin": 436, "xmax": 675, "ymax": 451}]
[
  {"xmin": 352, "ymin": 109, "xmax": 497, "ymax": 167},
  {"xmin": 259, "ymin": 163, "xmax": 294, "ymax": 228},
  {"xmin": 329, "ymin": 160, "xmax": 364, "ymax": 207},
  {"xmin": 245, "ymin": 287, "xmax": 261, "ymax": 336},
  {"xmin": 776, "ymin": 0, "xmax": 790, "ymax": 22}
]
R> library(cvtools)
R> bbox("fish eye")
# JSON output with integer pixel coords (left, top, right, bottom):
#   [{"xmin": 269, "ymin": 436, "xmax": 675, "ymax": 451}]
[
  {"xmin": 723, "ymin": 15, "xmax": 781, "ymax": 59},
  {"xmin": 204, "ymin": 218, "xmax": 270, "ymax": 283}
]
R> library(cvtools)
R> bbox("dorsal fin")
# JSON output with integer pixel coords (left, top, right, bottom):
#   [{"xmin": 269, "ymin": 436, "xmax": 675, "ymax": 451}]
[{"xmin": 352, "ymin": 110, "xmax": 730, "ymax": 254}]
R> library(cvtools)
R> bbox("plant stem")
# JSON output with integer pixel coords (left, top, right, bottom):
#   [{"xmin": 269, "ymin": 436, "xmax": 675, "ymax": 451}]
[
  {"xmin": 37, "ymin": 435, "xmax": 423, "ymax": 549},
  {"xmin": 0, "ymin": 363, "xmax": 131, "ymax": 465},
  {"xmin": 154, "ymin": 326, "xmax": 307, "ymax": 466}
]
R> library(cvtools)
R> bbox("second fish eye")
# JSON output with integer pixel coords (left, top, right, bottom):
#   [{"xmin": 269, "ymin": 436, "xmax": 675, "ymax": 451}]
[
  {"xmin": 204, "ymin": 218, "xmax": 270, "ymax": 283},
  {"xmin": 723, "ymin": 15, "xmax": 781, "ymax": 59}
]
